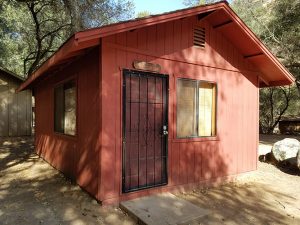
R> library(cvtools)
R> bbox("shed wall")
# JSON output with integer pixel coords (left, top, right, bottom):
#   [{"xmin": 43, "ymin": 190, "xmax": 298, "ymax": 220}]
[
  {"xmin": 99, "ymin": 16, "xmax": 259, "ymax": 203},
  {"xmin": 279, "ymin": 121, "xmax": 300, "ymax": 134},
  {"xmin": 0, "ymin": 73, "xmax": 32, "ymax": 137},
  {"xmin": 34, "ymin": 49, "xmax": 100, "ymax": 197}
]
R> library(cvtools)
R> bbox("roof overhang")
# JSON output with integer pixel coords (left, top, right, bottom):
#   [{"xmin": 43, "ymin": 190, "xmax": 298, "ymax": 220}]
[
  {"xmin": 0, "ymin": 67, "xmax": 25, "ymax": 82},
  {"xmin": 18, "ymin": 1, "xmax": 295, "ymax": 91}
]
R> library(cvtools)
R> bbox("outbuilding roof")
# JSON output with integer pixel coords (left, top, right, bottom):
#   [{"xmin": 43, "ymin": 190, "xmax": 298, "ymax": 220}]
[
  {"xmin": 18, "ymin": 1, "xmax": 295, "ymax": 91},
  {"xmin": 0, "ymin": 66, "xmax": 25, "ymax": 82}
]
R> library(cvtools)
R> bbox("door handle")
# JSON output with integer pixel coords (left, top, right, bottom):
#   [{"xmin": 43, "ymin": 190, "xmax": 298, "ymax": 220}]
[{"xmin": 162, "ymin": 125, "xmax": 168, "ymax": 136}]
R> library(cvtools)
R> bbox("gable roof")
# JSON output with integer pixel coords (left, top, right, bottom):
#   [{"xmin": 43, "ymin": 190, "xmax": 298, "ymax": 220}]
[
  {"xmin": 18, "ymin": 1, "xmax": 295, "ymax": 91},
  {"xmin": 0, "ymin": 66, "xmax": 25, "ymax": 82}
]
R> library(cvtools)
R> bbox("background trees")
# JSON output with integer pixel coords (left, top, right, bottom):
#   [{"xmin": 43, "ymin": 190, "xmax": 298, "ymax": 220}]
[
  {"xmin": 184, "ymin": 0, "xmax": 300, "ymax": 133},
  {"xmin": 231, "ymin": 0, "xmax": 300, "ymax": 133},
  {"xmin": 0, "ymin": 0, "xmax": 299, "ymax": 134},
  {"xmin": 183, "ymin": 0, "xmax": 219, "ymax": 6},
  {"xmin": 0, "ymin": 0, "xmax": 134, "ymax": 76}
]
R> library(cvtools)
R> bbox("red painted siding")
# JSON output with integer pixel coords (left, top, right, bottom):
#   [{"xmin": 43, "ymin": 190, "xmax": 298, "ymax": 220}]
[
  {"xmin": 34, "ymin": 49, "xmax": 100, "ymax": 197},
  {"xmin": 33, "ymin": 15, "xmax": 260, "ymax": 205},
  {"xmin": 99, "ymin": 16, "xmax": 259, "ymax": 203}
]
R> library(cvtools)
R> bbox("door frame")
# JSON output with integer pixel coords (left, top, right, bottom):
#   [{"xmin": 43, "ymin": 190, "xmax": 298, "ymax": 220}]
[{"xmin": 122, "ymin": 69, "xmax": 169, "ymax": 193}]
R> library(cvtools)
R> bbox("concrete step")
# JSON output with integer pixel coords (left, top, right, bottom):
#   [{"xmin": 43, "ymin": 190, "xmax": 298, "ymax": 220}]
[{"xmin": 120, "ymin": 193, "xmax": 211, "ymax": 225}]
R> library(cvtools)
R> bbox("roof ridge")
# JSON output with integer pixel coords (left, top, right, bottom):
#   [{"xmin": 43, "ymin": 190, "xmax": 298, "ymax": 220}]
[{"xmin": 75, "ymin": 1, "xmax": 228, "ymax": 36}]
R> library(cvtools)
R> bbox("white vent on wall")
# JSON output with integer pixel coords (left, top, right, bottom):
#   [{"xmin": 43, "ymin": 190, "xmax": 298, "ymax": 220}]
[{"xmin": 193, "ymin": 26, "xmax": 205, "ymax": 48}]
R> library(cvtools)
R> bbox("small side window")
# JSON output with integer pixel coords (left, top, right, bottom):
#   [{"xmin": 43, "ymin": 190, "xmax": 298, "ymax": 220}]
[{"xmin": 54, "ymin": 80, "xmax": 76, "ymax": 136}]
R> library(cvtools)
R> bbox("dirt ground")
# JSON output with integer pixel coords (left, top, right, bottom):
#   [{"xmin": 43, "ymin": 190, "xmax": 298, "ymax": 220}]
[
  {"xmin": 0, "ymin": 137, "xmax": 135, "ymax": 225},
  {"xmin": 0, "ymin": 136, "xmax": 300, "ymax": 225}
]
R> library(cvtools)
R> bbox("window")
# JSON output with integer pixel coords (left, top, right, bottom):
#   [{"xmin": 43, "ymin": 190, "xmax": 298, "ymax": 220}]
[
  {"xmin": 177, "ymin": 79, "xmax": 216, "ymax": 138},
  {"xmin": 54, "ymin": 80, "xmax": 76, "ymax": 135}
]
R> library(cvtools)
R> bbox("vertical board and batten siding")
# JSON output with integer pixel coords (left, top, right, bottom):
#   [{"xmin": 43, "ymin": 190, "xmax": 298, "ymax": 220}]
[
  {"xmin": 100, "ymin": 16, "xmax": 259, "ymax": 203},
  {"xmin": 34, "ymin": 49, "xmax": 100, "ymax": 197},
  {"xmin": 0, "ymin": 73, "xmax": 32, "ymax": 137}
]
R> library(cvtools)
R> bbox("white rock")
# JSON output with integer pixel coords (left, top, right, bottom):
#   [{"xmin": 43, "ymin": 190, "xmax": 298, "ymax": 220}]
[
  {"xmin": 297, "ymin": 150, "xmax": 300, "ymax": 169},
  {"xmin": 271, "ymin": 138, "xmax": 300, "ymax": 166}
]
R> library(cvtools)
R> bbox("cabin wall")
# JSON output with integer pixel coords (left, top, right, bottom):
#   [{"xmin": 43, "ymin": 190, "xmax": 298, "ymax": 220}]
[
  {"xmin": 100, "ymin": 16, "xmax": 259, "ymax": 203},
  {"xmin": 34, "ymin": 48, "xmax": 100, "ymax": 197},
  {"xmin": 0, "ymin": 73, "xmax": 32, "ymax": 137}
]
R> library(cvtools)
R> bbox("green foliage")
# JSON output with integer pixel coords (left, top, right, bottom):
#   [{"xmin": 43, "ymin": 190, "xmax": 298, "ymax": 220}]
[
  {"xmin": 183, "ymin": 0, "xmax": 220, "ymax": 6},
  {"xmin": 0, "ymin": 0, "xmax": 134, "ymax": 77},
  {"xmin": 265, "ymin": 0, "xmax": 300, "ymax": 91},
  {"xmin": 136, "ymin": 11, "xmax": 151, "ymax": 18},
  {"xmin": 232, "ymin": 0, "xmax": 300, "ymax": 133},
  {"xmin": 259, "ymin": 86, "xmax": 298, "ymax": 134},
  {"xmin": 183, "ymin": 0, "xmax": 300, "ymax": 133},
  {"xmin": 62, "ymin": 0, "xmax": 134, "ymax": 32},
  {"xmin": 231, "ymin": 0, "xmax": 272, "ymax": 36},
  {"xmin": 0, "ymin": 1, "xmax": 30, "ymax": 77}
]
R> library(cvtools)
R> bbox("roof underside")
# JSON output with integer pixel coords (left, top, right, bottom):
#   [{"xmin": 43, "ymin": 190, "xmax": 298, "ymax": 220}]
[{"xmin": 18, "ymin": 1, "xmax": 294, "ymax": 91}]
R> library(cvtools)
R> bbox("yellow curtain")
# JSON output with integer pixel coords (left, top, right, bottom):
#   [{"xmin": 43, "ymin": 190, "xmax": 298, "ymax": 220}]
[{"xmin": 198, "ymin": 83, "xmax": 216, "ymax": 136}]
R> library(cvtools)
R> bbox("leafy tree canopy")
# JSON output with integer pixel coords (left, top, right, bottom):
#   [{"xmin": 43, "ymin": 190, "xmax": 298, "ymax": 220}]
[
  {"xmin": 0, "ymin": 0, "xmax": 134, "ymax": 77},
  {"xmin": 136, "ymin": 11, "xmax": 151, "ymax": 18},
  {"xmin": 184, "ymin": 0, "xmax": 300, "ymax": 133},
  {"xmin": 183, "ymin": 0, "xmax": 220, "ymax": 6}
]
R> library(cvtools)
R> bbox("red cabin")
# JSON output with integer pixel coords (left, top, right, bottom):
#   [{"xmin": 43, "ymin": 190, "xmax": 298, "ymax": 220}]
[{"xmin": 19, "ymin": 1, "xmax": 294, "ymax": 205}]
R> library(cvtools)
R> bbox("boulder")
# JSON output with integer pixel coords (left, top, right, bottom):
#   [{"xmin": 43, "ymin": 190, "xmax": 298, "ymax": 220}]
[
  {"xmin": 297, "ymin": 150, "xmax": 300, "ymax": 169},
  {"xmin": 271, "ymin": 138, "xmax": 300, "ymax": 166}
]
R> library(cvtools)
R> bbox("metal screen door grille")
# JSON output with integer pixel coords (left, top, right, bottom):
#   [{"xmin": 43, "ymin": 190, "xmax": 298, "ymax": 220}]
[{"xmin": 122, "ymin": 70, "xmax": 168, "ymax": 193}]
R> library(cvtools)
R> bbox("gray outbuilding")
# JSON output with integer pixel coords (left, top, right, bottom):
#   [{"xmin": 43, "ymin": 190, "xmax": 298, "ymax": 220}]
[{"xmin": 0, "ymin": 67, "xmax": 32, "ymax": 136}]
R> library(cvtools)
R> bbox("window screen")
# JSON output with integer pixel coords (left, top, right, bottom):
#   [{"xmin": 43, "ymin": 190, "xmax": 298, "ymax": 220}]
[
  {"xmin": 177, "ymin": 79, "xmax": 216, "ymax": 138},
  {"xmin": 54, "ymin": 80, "xmax": 76, "ymax": 135}
]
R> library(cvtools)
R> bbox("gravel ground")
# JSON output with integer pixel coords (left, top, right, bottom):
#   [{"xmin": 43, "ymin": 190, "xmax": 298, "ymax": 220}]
[{"xmin": 0, "ymin": 136, "xmax": 299, "ymax": 225}]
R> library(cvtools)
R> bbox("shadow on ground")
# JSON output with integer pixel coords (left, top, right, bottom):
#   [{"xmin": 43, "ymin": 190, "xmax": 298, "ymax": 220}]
[
  {"xmin": 276, "ymin": 164, "xmax": 300, "ymax": 176},
  {"xmin": 1, "ymin": 137, "xmax": 299, "ymax": 225},
  {"xmin": 0, "ymin": 137, "xmax": 135, "ymax": 225},
  {"xmin": 178, "ymin": 183, "xmax": 298, "ymax": 224},
  {"xmin": 176, "ymin": 159, "xmax": 300, "ymax": 225}
]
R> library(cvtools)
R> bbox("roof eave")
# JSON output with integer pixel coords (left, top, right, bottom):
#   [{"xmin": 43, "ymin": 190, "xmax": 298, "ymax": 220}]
[
  {"xmin": 74, "ymin": 2, "xmax": 228, "ymax": 42},
  {"xmin": 221, "ymin": 6, "xmax": 295, "ymax": 86},
  {"xmin": 17, "ymin": 36, "xmax": 100, "ymax": 91},
  {"xmin": 18, "ymin": 1, "xmax": 295, "ymax": 91},
  {"xmin": 18, "ymin": 2, "xmax": 228, "ymax": 92}
]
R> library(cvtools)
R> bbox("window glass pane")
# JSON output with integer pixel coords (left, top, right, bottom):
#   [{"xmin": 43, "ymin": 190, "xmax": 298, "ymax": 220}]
[
  {"xmin": 54, "ymin": 85, "xmax": 64, "ymax": 133},
  {"xmin": 54, "ymin": 80, "xmax": 76, "ymax": 135},
  {"xmin": 64, "ymin": 81, "xmax": 76, "ymax": 135},
  {"xmin": 177, "ymin": 79, "xmax": 197, "ymax": 137},
  {"xmin": 198, "ymin": 82, "xmax": 216, "ymax": 136}
]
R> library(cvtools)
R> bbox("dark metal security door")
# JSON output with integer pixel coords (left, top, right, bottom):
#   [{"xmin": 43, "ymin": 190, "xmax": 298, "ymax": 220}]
[{"xmin": 122, "ymin": 69, "xmax": 168, "ymax": 193}]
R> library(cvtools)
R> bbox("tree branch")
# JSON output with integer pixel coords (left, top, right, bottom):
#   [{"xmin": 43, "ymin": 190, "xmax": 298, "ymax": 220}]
[{"xmin": 40, "ymin": 24, "xmax": 70, "ymax": 42}]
